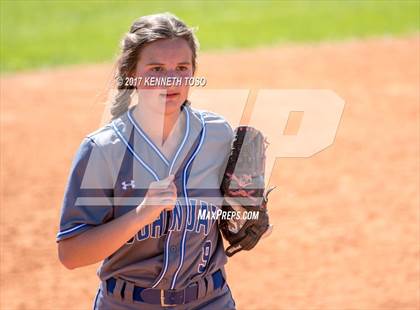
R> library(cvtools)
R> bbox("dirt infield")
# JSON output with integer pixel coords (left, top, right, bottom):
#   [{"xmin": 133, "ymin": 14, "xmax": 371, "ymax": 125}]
[{"xmin": 1, "ymin": 35, "xmax": 419, "ymax": 310}]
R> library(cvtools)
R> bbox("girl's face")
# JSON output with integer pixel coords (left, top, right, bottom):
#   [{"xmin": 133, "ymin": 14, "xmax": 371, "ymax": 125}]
[{"xmin": 134, "ymin": 38, "xmax": 194, "ymax": 115}]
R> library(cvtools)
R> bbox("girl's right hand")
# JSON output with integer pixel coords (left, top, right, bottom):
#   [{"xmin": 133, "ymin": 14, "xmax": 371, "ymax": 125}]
[{"xmin": 135, "ymin": 174, "xmax": 177, "ymax": 225}]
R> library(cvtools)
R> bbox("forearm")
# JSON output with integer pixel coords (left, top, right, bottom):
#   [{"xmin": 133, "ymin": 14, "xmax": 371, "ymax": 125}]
[
  {"xmin": 58, "ymin": 175, "xmax": 176, "ymax": 270},
  {"xmin": 58, "ymin": 207, "xmax": 147, "ymax": 269}
]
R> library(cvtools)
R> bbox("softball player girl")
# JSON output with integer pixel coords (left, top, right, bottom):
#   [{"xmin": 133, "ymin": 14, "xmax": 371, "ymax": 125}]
[{"xmin": 57, "ymin": 13, "xmax": 236, "ymax": 309}]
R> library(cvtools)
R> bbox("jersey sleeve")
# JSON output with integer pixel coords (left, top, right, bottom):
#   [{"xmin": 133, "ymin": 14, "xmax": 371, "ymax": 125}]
[{"xmin": 56, "ymin": 137, "xmax": 114, "ymax": 242}]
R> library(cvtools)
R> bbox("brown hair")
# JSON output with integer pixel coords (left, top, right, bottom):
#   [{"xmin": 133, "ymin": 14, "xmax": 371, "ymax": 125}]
[{"xmin": 110, "ymin": 13, "xmax": 199, "ymax": 119}]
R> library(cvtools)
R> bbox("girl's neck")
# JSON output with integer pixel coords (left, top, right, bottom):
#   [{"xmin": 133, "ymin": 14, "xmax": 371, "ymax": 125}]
[{"xmin": 133, "ymin": 102, "xmax": 184, "ymax": 146}]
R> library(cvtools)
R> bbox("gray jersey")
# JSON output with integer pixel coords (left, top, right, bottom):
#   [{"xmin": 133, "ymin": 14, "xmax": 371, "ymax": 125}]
[{"xmin": 56, "ymin": 104, "xmax": 233, "ymax": 290}]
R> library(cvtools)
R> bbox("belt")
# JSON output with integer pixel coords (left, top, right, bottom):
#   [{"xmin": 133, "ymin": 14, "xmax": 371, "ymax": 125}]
[{"xmin": 106, "ymin": 269, "xmax": 225, "ymax": 306}]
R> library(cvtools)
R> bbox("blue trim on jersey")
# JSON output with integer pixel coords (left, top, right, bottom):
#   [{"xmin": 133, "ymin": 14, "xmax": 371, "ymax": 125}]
[
  {"xmin": 56, "ymin": 223, "xmax": 90, "ymax": 239},
  {"xmin": 111, "ymin": 122, "xmax": 160, "ymax": 181},
  {"xmin": 113, "ymin": 106, "xmax": 191, "ymax": 183},
  {"xmin": 149, "ymin": 107, "xmax": 191, "ymax": 289},
  {"xmin": 169, "ymin": 107, "xmax": 190, "ymax": 175},
  {"xmin": 170, "ymin": 112, "xmax": 206, "ymax": 289},
  {"xmin": 152, "ymin": 110, "xmax": 205, "ymax": 289},
  {"xmin": 127, "ymin": 108, "xmax": 170, "ymax": 166},
  {"xmin": 151, "ymin": 230, "xmax": 173, "ymax": 288},
  {"xmin": 127, "ymin": 106, "xmax": 191, "ymax": 174},
  {"xmin": 113, "ymin": 106, "xmax": 198, "ymax": 289}
]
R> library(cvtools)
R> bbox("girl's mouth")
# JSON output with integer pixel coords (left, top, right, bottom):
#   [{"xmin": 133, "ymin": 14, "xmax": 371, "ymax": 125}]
[{"xmin": 160, "ymin": 92, "xmax": 180, "ymax": 99}]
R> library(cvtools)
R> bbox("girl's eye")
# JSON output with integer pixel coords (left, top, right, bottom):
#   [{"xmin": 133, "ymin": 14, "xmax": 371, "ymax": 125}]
[
  {"xmin": 177, "ymin": 66, "xmax": 188, "ymax": 71},
  {"xmin": 151, "ymin": 67, "xmax": 164, "ymax": 72}
]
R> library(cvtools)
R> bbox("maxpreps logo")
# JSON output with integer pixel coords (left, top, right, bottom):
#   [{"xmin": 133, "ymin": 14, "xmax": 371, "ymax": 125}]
[{"xmin": 198, "ymin": 208, "xmax": 260, "ymax": 221}]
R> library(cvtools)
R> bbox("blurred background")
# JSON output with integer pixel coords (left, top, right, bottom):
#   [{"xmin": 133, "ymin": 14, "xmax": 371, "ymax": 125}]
[
  {"xmin": 1, "ymin": 1, "xmax": 419, "ymax": 309},
  {"xmin": 1, "ymin": 1, "xmax": 418, "ymax": 72}
]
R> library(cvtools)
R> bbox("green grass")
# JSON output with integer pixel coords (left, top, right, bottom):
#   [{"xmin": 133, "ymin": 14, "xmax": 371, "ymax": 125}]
[{"xmin": 1, "ymin": 0, "xmax": 419, "ymax": 73}]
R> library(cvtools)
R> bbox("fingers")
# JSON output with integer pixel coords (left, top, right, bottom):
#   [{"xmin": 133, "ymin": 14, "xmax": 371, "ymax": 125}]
[
  {"xmin": 150, "ymin": 175, "xmax": 177, "ymax": 195},
  {"xmin": 145, "ymin": 175, "xmax": 178, "ymax": 211},
  {"xmin": 150, "ymin": 185, "xmax": 177, "ymax": 199},
  {"xmin": 151, "ymin": 174, "xmax": 175, "ymax": 189},
  {"xmin": 162, "ymin": 202, "xmax": 176, "ymax": 211},
  {"xmin": 156, "ymin": 190, "xmax": 176, "ymax": 199},
  {"xmin": 160, "ymin": 181, "xmax": 176, "ymax": 194},
  {"xmin": 142, "ymin": 196, "xmax": 177, "ymax": 208}
]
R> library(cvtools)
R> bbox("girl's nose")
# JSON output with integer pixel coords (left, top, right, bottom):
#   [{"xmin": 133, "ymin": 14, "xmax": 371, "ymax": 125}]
[{"xmin": 165, "ymin": 70, "xmax": 183, "ymax": 77}]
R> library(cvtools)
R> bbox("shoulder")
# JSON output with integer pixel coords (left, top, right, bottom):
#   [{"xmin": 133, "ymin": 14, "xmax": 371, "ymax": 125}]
[
  {"xmin": 84, "ymin": 113, "xmax": 130, "ymax": 149},
  {"xmin": 70, "ymin": 114, "xmax": 131, "ymax": 167},
  {"xmin": 69, "ymin": 123, "xmax": 116, "ymax": 166},
  {"xmin": 191, "ymin": 108, "xmax": 230, "ymax": 126},
  {"xmin": 85, "ymin": 123, "xmax": 117, "ymax": 147},
  {"xmin": 189, "ymin": 107, "xmax": 234, "ymax": 139}
]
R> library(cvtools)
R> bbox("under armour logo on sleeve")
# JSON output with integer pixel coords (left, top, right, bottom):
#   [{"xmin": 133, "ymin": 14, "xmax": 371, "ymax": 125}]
[{"xmin": 122, "ymin": 180, "xmax": 136, "ymax": 190}]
